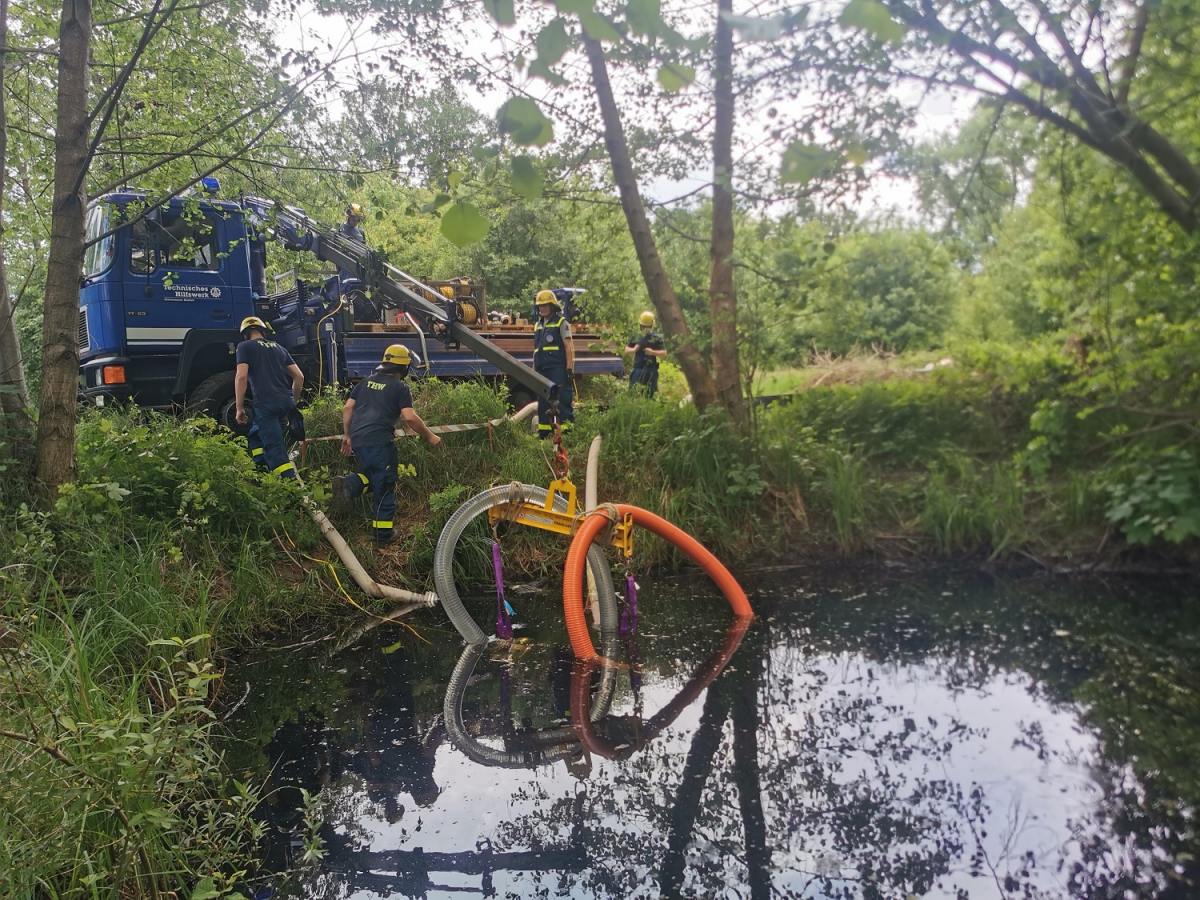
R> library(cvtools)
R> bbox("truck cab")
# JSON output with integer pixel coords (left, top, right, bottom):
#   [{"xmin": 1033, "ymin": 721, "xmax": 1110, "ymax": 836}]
[{"xmin": 78, "ymin": 190, "xmax": 253, "ymax": 419}]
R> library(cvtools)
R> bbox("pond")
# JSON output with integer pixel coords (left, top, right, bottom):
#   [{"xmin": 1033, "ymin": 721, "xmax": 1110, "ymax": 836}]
[{"xmin": 226, "ymin": 567, "xmax": 1200, "ymax": 899}]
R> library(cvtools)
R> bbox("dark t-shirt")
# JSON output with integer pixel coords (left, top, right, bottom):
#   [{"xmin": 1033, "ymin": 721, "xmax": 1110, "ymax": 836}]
[
  {"xmin": 628, "ymin": 331, "xmax": 665, "ymax": 370},
  {"xmin": 235, "ymin": 338, "xmax": 297, "ymax": 410},
  {"xmin": 337, "ymin": 223, "xmax": 365, "ymax": 280},
  {"xmin": 349, "ymin": 370, "xmax": 413, "ymax": 448},
  {"xmin": 338, "ymin": 222, "xmax": 365, "ymax": 243}
]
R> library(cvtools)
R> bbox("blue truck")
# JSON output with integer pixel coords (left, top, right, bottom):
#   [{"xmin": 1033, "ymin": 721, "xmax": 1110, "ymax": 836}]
[{"xmin": 77, "ymin": 187, "xmax": 624, "ymax": 427}]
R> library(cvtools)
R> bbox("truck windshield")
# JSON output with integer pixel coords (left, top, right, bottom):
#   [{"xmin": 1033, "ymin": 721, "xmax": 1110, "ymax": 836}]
[
  {"xmin": 130, "ymin": 208, "xmax": 218, "ymax": 274},
  {"xmin": 83, "ymin": 204, "xmax": 114, "ymax": 277}
]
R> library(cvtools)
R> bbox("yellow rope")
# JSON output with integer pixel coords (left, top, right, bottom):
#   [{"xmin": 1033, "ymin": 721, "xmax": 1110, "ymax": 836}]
[{"xmin": 300, "ymin": 551, "xmax": 431, "ymax": 644}]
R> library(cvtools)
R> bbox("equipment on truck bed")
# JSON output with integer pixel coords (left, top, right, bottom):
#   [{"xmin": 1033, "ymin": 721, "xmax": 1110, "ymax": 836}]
[{"xmin": 77, "ymin": 190, "xmax": 623, "ymax": 429}]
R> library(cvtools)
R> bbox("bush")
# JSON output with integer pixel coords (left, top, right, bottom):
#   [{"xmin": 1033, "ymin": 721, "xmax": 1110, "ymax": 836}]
[{"xmin": 69, "ymin": 406, "xmax": 304, "ymax": 542}]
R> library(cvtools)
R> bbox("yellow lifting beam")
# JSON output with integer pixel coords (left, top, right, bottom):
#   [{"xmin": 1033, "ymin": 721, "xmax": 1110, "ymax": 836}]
[{"xmin": 487, "ymin": 478, "xmax": 635, "ymax": 557}]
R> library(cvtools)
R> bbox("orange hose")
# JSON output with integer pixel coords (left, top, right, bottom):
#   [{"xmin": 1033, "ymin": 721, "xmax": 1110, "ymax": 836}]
[{"xmin": 562, "ymin": 504, "xmax": 754, "ymax": 660}]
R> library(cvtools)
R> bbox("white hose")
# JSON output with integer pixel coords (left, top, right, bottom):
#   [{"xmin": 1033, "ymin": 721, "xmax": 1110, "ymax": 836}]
[
  {"xmin": 511, "ymin": 400, "xmax": 537, "ymax": 423},
  {"xmin": 291, "ymin": 399, "xmax": 544, "ymax": 616},
  {"xmin": 585, "ymin": 435, "xmax": 602, "ymax": 511},
  {"xmin": 303, "ymin": 497, "xmax": 437, "ymax": 607},
  {"xmin": 584, "ymin": 435, "xmax": 603, "ymax": 623},
  {"xmin": 432, "ymin": 483, "xmax": 618, "ymax": 645}
]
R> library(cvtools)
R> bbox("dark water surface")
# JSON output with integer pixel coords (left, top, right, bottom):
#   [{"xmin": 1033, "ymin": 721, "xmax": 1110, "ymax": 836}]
[{"xmin": 227, "ymin": 569, "xmax": 1200, "ymax": 899}]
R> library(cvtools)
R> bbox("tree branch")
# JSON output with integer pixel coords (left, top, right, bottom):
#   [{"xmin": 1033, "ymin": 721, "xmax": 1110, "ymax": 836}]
[
  {"xmin": 73, "ymin": 0, "xmax": 175, "ymax": 198},
  {"xmin": 1117, "ymin": 1, "xmax": 1150, "ymax": 107}
]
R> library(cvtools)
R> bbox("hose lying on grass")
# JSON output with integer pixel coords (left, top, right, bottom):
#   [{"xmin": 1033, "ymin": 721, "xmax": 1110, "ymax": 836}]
[{"xmin": 291, "ymin": 402, "xmax": 541, "ymax": 620}]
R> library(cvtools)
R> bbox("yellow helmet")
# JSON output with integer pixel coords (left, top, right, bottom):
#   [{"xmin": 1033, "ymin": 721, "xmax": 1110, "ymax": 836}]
[
  {"xmin": 239, "ymin": 315, "xmax": 271, "ymax": 335},
  {"xmin": 535, "ymin": 289, "xmax": 560, "ymax": 308},
  {"xmin": 639, "ymin": 310, "xmax": 655, "ymax": 328},
  {"xmin": 382, "ymin": 344, "xmax": 412, "ymax": 366},
  {"xmin": 347, "ymin": 202, "xmax": 363, "ymax": 217}
]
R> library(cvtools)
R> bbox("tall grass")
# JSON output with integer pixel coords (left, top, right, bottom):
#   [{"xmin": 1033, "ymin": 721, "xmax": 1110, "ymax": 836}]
[{"xmin": 0, "ymin": 410, "xmax": 327, "ymax": 897}]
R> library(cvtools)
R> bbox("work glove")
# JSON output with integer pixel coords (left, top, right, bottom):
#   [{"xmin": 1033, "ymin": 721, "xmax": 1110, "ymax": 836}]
[{"xmin": 566, "ymin": 369, "xmax": 574, "ymax": 380}]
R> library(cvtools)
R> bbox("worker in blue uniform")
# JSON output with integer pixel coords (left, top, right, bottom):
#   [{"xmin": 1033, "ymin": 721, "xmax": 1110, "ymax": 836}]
[
  {"xmin": 625, "ymin": 310, "xmax": 667, "ymax": 397},
  {"xmin": 339, "ymin": 203, "xmax": 365, "ymax": 243},
  {"xmin": 338, "ymin": 344, "xmax": 442, "ymax": 544},
  {"xmin": 336, "ymin": 202, "xmax": 366, "ymax": 285},
  {"xmin": 235, "ymin": 316, "xmax": 305, "ymax": 478},
  {"xmin": 533, "ymin": 289, "xmax": 574, "ymax": 438}
]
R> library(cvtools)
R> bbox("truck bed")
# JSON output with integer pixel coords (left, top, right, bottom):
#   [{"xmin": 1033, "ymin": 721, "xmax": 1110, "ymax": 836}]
[{"xmin": 342, "ymin": 325, "xmax": 624, "ymax": 381}]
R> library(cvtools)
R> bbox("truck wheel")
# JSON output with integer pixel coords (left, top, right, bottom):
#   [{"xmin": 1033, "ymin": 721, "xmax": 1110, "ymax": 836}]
[
  {"xmin": 187, "ymin": 371, "xmax": 248, "ymax": 435},
  {"xmin": 508, "ymin": 383, "xmax": 536, "ymax": 412}
]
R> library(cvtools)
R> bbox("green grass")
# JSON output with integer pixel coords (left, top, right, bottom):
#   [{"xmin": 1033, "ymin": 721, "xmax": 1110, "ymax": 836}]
[{"xmin": 753, "ymin": 350, "xmax": 948, "ymax": 396}]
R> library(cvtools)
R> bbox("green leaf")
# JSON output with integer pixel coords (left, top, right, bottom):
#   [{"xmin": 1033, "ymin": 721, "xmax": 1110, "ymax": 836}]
[
  {"xmin": 529, "ymin": 61, "xmax": 568, "ymax": 85},
  {"xmin": 497, "ymin": 97, "xmax": 555, "ymax": 147},
  {"xmin": 845, "ymin": 142, "xmax": 870, "ymax": 165},
  {"xmin": 554, "ymin": 0, "xmax": 593, "ymax": 12},
  {"xmin": 656, "ymin": 62, "xmax": 695, "ymax": 92},
  {"xmin": 447, "ymin": 170, "xmax": 465, "ymax": 191},
  {"xmin": 191, "ymin": 877, "xmax": 220, "ymax": 900},
  {"xmin": 627, "ymin": 0, "xmax": 660, "ymax": 36},
  {"xmin": 421, "ymin": 192, "xmax": 453, "ymax": 213},
  {"xmin": 780, "ymin": 142, "xmax": 837, "ymax": 184},
  {"xmin": 720, "ymin": 12, "xmax": 785, "ymax": 41},
  {"xmin": 535, "ymin": 18, "xmax": 571, "ymax": 68},
  {"xmin": 440, "ymin": 202, "xmax": 490, "ymax": 247},
  {"xmin": 839, "ymin": 0, "xmax": 906, "ymax": 44},
  {"xmin": 660, "ymin": 25, "xmax": 688, "ymax": 48},
  {"xmin": 483, "ymin": 0, "xmax": 515, "ymax": 26},
  {"xmin": 510, "ymin": 156, "xmax": 545, "ymax": 200},
  {"xmin": 579, "ymin": 10, "xmax": 622, "ymax": 42},
  {"xmin": 531, "ymin": 18, "xmax": 571, "ymax": 82}
]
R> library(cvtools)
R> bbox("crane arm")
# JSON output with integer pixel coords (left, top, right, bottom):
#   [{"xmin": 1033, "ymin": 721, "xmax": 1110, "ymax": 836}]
[{"xmin": 242, "ymin": 196, "xmax": 556, "ymax": 402}]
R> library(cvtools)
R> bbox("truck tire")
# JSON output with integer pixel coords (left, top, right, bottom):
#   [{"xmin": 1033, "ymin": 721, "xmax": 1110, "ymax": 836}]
[
  {"xmin": 508, "ymin": 382, "xmax": 536, "ymax": 413},
  {"xmin": 186, "ymin": 371, "xmax": 247, "ymax": 434}
]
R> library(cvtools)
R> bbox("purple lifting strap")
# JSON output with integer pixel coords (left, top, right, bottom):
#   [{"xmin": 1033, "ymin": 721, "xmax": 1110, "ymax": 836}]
[
  {"xmin": 619, "ymin": 572, "xmax": 639, "ymax": 637},
  {"xmin": 493, "ymin": 541, "xmax": 513, "ymax": 639}
]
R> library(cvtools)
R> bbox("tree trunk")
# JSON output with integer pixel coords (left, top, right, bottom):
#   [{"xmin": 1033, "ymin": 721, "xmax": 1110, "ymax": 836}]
[
  {"xmin": 582, "ymin": 36, "xmax": 719, "ymax": 410},
  {"xmin": 35, "ymin": 0, "xmax": 92, "ymax": 493},
  {"xmin": 0, "ymin": 0, "xmax": 33, "ymax": 439},
  {"xmin": 729, "ymin": 633, "xmax": 771, "ymax": 900},
  {"xmin": 709, "ymin": 0, "xmax": 747, "ymax": 424},
  {"xmin": 658, "ymin": 681, "xmax": 730, "ymax": 895}
]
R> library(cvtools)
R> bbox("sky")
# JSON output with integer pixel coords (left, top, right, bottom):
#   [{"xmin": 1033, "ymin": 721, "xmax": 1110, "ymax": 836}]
[{"xmin": 274, "ymin": 2, "xmax": 975, "ymax": 221}]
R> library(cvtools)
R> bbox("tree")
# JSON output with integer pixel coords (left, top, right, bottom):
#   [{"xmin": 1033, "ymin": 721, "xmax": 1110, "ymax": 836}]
[
  {"xmin": 22, "ymin": 0, "xmax": 360, "ymax": 493},
  {"xmin": 582, "ymin": 35, "xmax": 719, "ymax": 409},
  {"xmin": 34, "ymin": 0, "xmax": 92, "ymax": 490},
  {"xmin": 0, "ymin": 0, "xmax": 32, "ymax": 446},
  {"xmin": 708, "ymin": 0, "xmax": 746, "ymax": 423},
  {"xmin": 866, "ymin": 1, "xmax": 1200, "ymax": 233},
  {"xmin": 804, "ymin": 229, "xmax": 957, "ymax": 354}
]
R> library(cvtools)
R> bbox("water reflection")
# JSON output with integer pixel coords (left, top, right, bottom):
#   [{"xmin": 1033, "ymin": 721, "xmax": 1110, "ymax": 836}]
[{"xmin": 228, "ymin": 572, "xmax": 1200, "ymax": 899}]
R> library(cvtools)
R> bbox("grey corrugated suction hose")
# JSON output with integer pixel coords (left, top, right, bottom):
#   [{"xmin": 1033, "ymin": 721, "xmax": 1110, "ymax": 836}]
[
  {"xmin": 443, "ymin": 639, "xmax": 617, "ymax": 769},
  {"xmin": 433, "ymin": 483, "xmax": 618, "ymax": 644}
]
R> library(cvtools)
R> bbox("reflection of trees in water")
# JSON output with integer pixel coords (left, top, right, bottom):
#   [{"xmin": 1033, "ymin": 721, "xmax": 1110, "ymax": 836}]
[
  {"xmin": 486, "ymin": 621, "xmax": 986, "ymax": 899},
  {"xmin": 770, "ymin": 575, "xmax": 1200, "ymax": 896},
  {"xmin": 233, "ymin": 574, "xmax": 1200, "ymax": 898}
]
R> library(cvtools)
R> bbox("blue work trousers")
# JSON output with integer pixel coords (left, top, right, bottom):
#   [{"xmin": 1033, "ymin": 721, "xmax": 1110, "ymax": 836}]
[
  {"xmin": 535, "ymin": 362, "xmax": 574, "ymax": 435},
  {"xmin": 247, "ymin": 404, "xmax": 300, "ymax": 478},
  {"xmin": 629, "ymin": 364, "xmax": 659, "ymax": 398},
  {"xmin": 345, "ymin": 442, "xmax": 398, "ymax": 540}
]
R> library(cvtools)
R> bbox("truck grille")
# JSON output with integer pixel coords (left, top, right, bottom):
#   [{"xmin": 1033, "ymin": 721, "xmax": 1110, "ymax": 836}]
[{"xmin": 77, "ymin": 308, "xmax": 89, "ymax": 352}]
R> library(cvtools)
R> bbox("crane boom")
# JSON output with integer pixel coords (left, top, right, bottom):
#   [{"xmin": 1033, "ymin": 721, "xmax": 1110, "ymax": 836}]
[{"xmin": 243, "ymin": 197, "xmax": 557, "ymax": 402}]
